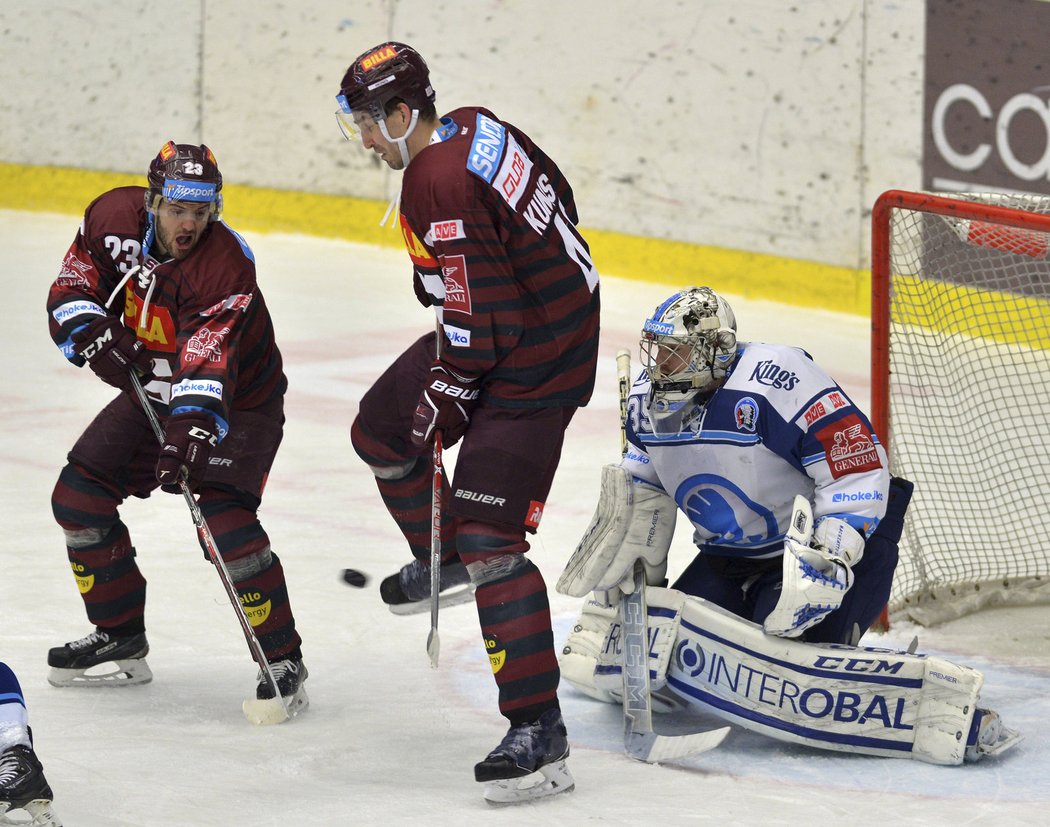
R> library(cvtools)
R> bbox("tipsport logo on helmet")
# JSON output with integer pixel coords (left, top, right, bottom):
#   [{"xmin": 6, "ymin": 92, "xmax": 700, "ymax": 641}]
[
  {"xmin": 643, "ymin": 319, "xmax": 675, "ymax": 336},
  {"xmin": 163, "ymin": 180, "xmax": 218, "ymax": 202}
]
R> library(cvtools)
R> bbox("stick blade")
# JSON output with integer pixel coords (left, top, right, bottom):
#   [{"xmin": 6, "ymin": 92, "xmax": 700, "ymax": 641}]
[
  {"xmin": 427, "ymin": 630, "xmax": 440, "ymax": 669},
  {"xmin": 626, "ymin": 726, "xmax": 730, "ymax": 763},
  {"xmin": 242, "ymin": 697, "xmax": 290, "ymax": 726}
]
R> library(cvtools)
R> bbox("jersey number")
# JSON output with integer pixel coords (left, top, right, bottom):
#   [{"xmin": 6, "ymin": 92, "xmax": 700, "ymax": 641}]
[{"xmin": 103, "ymin": 236, "xmax": 142, "ymax": 274}]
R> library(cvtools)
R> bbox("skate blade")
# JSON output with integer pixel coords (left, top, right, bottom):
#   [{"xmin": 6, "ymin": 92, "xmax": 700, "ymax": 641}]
[
  {"xmin": 979, "ymin": 724, "xmax": 1024, "ymax": 759},
  {"xmin": 482, "ymin": 759, "xmax": 575, "ymax": 805},
  {"xmin": 387, "ymin": 585, "xmax": 475, "ymax": 616},
  {"xmin": 47, "ymin": 659, "xmax": 153, "ymax": 688},
  {"xmin": 242, "ymin": 685, "xmax": 309, "ymax": 726},
  {"xmin": 0, "ymin": 798, "xmax": 63, "ymax": 826}
]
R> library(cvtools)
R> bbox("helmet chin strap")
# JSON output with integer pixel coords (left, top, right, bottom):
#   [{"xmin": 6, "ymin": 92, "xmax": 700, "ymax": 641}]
[{"xmin": 379, "ymin": 108, "xmax": 421, "ymax": 167}]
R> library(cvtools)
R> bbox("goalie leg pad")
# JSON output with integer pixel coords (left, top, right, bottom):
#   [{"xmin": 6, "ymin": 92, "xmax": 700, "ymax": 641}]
[
  {"xmin": 556, "ymin": 464, "xmax": 676, "ymax": 597},
  {"xmin": 667, "ymin": 595, "xmax": 1017, "ymax": 765},
  {"xmin": 559, "ymin": 594, "xmax": 620, "ymax": 704}
]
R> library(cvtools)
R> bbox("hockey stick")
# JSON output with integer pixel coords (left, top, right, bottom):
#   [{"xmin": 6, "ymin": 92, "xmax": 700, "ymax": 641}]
[
  {"xmin": 129, "ymin": 373, "xmax": 290, "ymax": 725},
  {"xmin": 426, "ymin": 326, "xmax": 444, "ymax": 668},
  {"xmin": 615, "ymin": 349, "xmax": 729, "ymax": 762},
  {"xmin": 427, "ymin": 429, "xmax": 443, "ymax": 668}
]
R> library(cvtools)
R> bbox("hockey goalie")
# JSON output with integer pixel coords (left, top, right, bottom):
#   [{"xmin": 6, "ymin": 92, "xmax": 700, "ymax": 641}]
[{"xmin": 556, "ymin": 287, "xmax": 1021, "ymax": 765}]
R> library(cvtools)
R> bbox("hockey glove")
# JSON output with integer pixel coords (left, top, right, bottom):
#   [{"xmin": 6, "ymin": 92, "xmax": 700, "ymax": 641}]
[
  {"xmin": 410, "ymin": 363, "xmax": 480, "ymax": 448},
  {"xmin": 155, "ymin": 412, "xmax": 219, "ymax": 492},
  {"xmin": 71, "ymin": 315, "xmax": 154, "ymax": 392}
]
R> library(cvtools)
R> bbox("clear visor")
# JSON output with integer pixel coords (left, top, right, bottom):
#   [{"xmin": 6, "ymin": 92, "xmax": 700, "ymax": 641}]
[{"xmin": 335, "ymin": 93, "xmax": 383, "ymax": 142}]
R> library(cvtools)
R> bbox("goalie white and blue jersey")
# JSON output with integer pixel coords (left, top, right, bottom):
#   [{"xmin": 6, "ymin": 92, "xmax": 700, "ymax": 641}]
[{"xmin": 623, "ymin": 342, "xmax": 889, "ymax": 558}]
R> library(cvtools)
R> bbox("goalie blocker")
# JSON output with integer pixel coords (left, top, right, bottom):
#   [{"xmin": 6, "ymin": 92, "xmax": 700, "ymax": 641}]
[{"xmin": 561, "ymin": 587, "xmax": 1021, "ymax": 765}]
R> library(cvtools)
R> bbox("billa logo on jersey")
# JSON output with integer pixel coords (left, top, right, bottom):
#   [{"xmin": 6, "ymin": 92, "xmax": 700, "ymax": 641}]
[
  {"xmin": 360, "ymin": 45, "xmax": 397, "ymax": 71},
  {"xmin": 525, "ymin": 500, "xmax": 545, "ymax": 529},
  {"xmin": 124, "ymin": 288, "xmax": 176, "ymax": 352},
  {"xmin": 486, "ymin": 634, "xmax": 507, "ymax": 674},
  {"xmin": 240, "ymin": 591, "xmax": 272, "ymax": 628},
  {"xmin": 815, "ymin": 414, "xmax": 882, "ymax": 479},
  {"xmin": 399, "ymin": 213, "xmax": 438, "ymax": 267},
  {"xmin": 440, "ymin": 255, "xmax": 472, "ymax": 315}
]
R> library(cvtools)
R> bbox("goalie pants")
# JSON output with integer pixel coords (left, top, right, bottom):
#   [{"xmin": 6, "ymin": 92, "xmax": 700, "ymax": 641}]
[
  {"xmin": 50, "ymin": 391, "xmax": 303, "ymax": 662},
  {"xmin": 673, "ymin": 477, "xmax": 913, "ymax": 644},
  {"xmin": 353, "ymin": 332, "xmax": 577, "ymax": 724}
]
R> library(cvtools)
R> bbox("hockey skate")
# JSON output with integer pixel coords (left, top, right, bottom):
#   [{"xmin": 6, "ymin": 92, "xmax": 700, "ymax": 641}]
[
  {"xmin": 242, "ymin": 654, "xmax": 309, "ymax": 726},
  {"xmin": 964, "ymin": 708, "xmax": 1023, "ymax": 761},
  {"xmin": 474, "ymin": 708, "xmax": 575, "ymax": 805},
  {"xmin": 46, "ymin": 628, "xmax": 151, "ymax": 688},
  {"xmin": 380, "ymin": 557, "xmax": 474, "ymax": 615},
  {"xmin": 0, "ymin": 744, "xmax": 62, "ymax": 827}
]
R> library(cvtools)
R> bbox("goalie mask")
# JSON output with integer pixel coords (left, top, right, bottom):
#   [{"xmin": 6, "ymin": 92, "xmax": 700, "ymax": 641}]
[
  {"xmin": 145, "ymin": 141, "xmax": 223, "ymax": 220},
  {"xmin": 335, "ymin": 41, "xmax": 436, "ymax": 167},
  {"xmin": 640, "ymin": 287, "xmax": 738, "ymax": 423}
]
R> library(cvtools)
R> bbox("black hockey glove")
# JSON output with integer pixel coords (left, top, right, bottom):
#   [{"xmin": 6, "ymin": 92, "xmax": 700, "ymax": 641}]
[
  {"xmin": 411, "ymin": 363, "xmax": 480, "ymax": 448},
  {"xmin": 155, "ymin": 412, "xmax": 219, "ymax": 492},
  {"xmin": 71, "ymin": 315, "xmax": 154, "ymax": 392}
]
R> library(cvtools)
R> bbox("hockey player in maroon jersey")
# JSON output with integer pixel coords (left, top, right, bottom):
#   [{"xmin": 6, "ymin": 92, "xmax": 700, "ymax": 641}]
[
  {"xmin": 45, "ymin": 142, "xmax": 307, "ymax": 718},
  {"xmin": 336, "ymin": 42, "xmax": 600, "ymax": 802}
]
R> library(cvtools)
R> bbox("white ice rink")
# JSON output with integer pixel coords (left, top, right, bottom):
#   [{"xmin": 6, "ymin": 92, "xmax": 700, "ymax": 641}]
[{"xmin": 2, "ymin": 210, "xmax": 1048, "ymax": 825}]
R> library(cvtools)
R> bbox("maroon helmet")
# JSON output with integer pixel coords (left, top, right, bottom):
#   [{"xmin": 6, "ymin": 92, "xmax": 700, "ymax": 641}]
[
  {"xmin": 336, "ymin": 41, "xmax": 435, "ymax": 122},
  {"xmin": 144, "ymin": 141, "xmax": 223, "ymax": 219}
]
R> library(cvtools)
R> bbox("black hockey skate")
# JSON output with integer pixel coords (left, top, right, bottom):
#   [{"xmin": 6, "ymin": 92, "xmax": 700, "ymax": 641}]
[
  {"xmin": 242, "ymin": 654, "xmax": 309, "ymax": 726},
  {"xmin": 474, "ymin": 708, "xmax": 574, "ymax": 804},
  {"xmin": 380, "ymin": 557, "xmax": 474, "ymax": 615},
  {"xmin": 0, "ymin": 744, "xmax": 62, "ymax": 826},
  {"xmin": 46, "ymin": 628, "xmax": 151, "ymax": 688}
]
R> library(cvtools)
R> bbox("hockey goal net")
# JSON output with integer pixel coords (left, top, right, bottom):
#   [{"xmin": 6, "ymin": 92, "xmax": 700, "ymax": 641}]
[{"xmin": 872, "ymin": 189, "xmax": 1050, "ymax": 624}]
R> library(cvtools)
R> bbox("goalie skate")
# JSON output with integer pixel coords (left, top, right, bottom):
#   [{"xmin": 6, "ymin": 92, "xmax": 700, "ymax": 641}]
[
  {"xmin": 475, "ymin": 709, "xmax": 575, "ymax": 805},
  {"xmin": 0, "ymin": 745, "xmax": 62, "ymax": 827},
  {"xmin": 380, "ymin": 558, "xmax": 474, "ymax": 616},
  {"xmin": 964, "ymin": 708, "xmax": 1023, "ymax": 762},
  {"xmin": 242, "ymin": 655, "xmax": 309, "ymax": 726},
  {"xmin": 46, "ymin": 629, "xmax": 152, "ymax": 688}
]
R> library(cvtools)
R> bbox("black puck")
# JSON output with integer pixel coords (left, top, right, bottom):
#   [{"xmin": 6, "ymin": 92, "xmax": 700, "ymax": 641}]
[{"xmin": 342, "ymin": 568, "xmax": 369, "ymax": 588}]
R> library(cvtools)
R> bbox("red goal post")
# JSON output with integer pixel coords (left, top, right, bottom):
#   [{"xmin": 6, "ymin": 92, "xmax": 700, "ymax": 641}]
[{"xmin": 871, "ymin": 189, "xmax": 1050, "ymax": 625}]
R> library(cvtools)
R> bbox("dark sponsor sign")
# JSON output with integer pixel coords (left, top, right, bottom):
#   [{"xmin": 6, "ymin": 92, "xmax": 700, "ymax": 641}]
[{"xmin": 924, "ymin": 0, "xmax": 1050, "ymax": 195}]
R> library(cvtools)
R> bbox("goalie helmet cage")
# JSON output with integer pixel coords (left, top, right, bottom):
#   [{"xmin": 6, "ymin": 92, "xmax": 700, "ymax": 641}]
[{"xmin": 871, "ymin": 189, "xmax": 1050, "ymax": 625}]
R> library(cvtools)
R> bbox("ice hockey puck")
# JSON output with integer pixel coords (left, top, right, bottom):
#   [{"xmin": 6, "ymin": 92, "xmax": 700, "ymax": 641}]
[{"xmin": 342, "ymin": 568, "xmax": 369, "ymax": 588}]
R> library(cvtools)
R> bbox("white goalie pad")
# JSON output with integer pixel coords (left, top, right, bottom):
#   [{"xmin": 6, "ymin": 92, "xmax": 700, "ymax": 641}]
[
  {"xmin": 559, "ymin": 589, "xmax": 687, "ymax": 714},
  {"xmin": 592, "ymin": 587, "xmax": 685, "ymax": 698},
  {"xmin": 764, "ymin": 495, "xmax": 853, "ymax": 638},
  {"xmin": 557, "ymin": 464, "xmax": 677, "ymax": 598},
  {"xmin": 667, "ymin": 594, "xmax": 1016, "ymax": 765}
]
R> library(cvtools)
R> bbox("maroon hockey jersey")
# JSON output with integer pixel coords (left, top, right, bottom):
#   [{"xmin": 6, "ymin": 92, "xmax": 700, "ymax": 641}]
[
  {"xmin": 47, "ymin": 186, "xmax": 286, "ymax": 437},
  {"xmin": 398, "ymin": 106, "xmax": 601, "ymax": 408}
]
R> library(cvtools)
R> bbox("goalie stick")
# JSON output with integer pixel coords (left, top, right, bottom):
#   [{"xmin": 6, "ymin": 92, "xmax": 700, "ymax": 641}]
[
  {"xmin": 130, "ymin": 373, "xmax": 293, "ymax": 726},
  {"xmin": 615, "ymin": 349, "xmax": 729, "ymax": 762}
]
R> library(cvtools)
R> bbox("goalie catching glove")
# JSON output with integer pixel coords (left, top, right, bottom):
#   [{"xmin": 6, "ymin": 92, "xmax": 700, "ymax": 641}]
[
  {"xmin": 763, "ymin": 495, "xmax": 866, "ymax": 638},
  {"xmin": 410, "ymin": 362, "xmax": 480, "ymax": 447},
  {"xmin": 557, "ymin": 464, "xmax": 677, "ymax": 597}
]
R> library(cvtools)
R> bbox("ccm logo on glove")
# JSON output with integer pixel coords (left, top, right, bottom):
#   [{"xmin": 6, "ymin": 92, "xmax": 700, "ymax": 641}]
[
  {"xmin": 71, "ymin": 316, "xmax": 154, "ymax": 392},
  {"xmin": 155, "ymin": 413, "xmax": 219, "ymax": 492}
]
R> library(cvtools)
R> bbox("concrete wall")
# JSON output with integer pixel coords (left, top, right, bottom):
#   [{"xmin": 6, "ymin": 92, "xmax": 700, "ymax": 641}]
[{"xmin": 0, "ymin": 0, "xmax": 924, "ymax": 273}]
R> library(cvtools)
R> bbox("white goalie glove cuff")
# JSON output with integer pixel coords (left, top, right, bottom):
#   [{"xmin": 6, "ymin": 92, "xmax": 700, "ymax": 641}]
[{"xmin": 812, "ymin": 516, "xmax": 865, "ymax": 566}]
